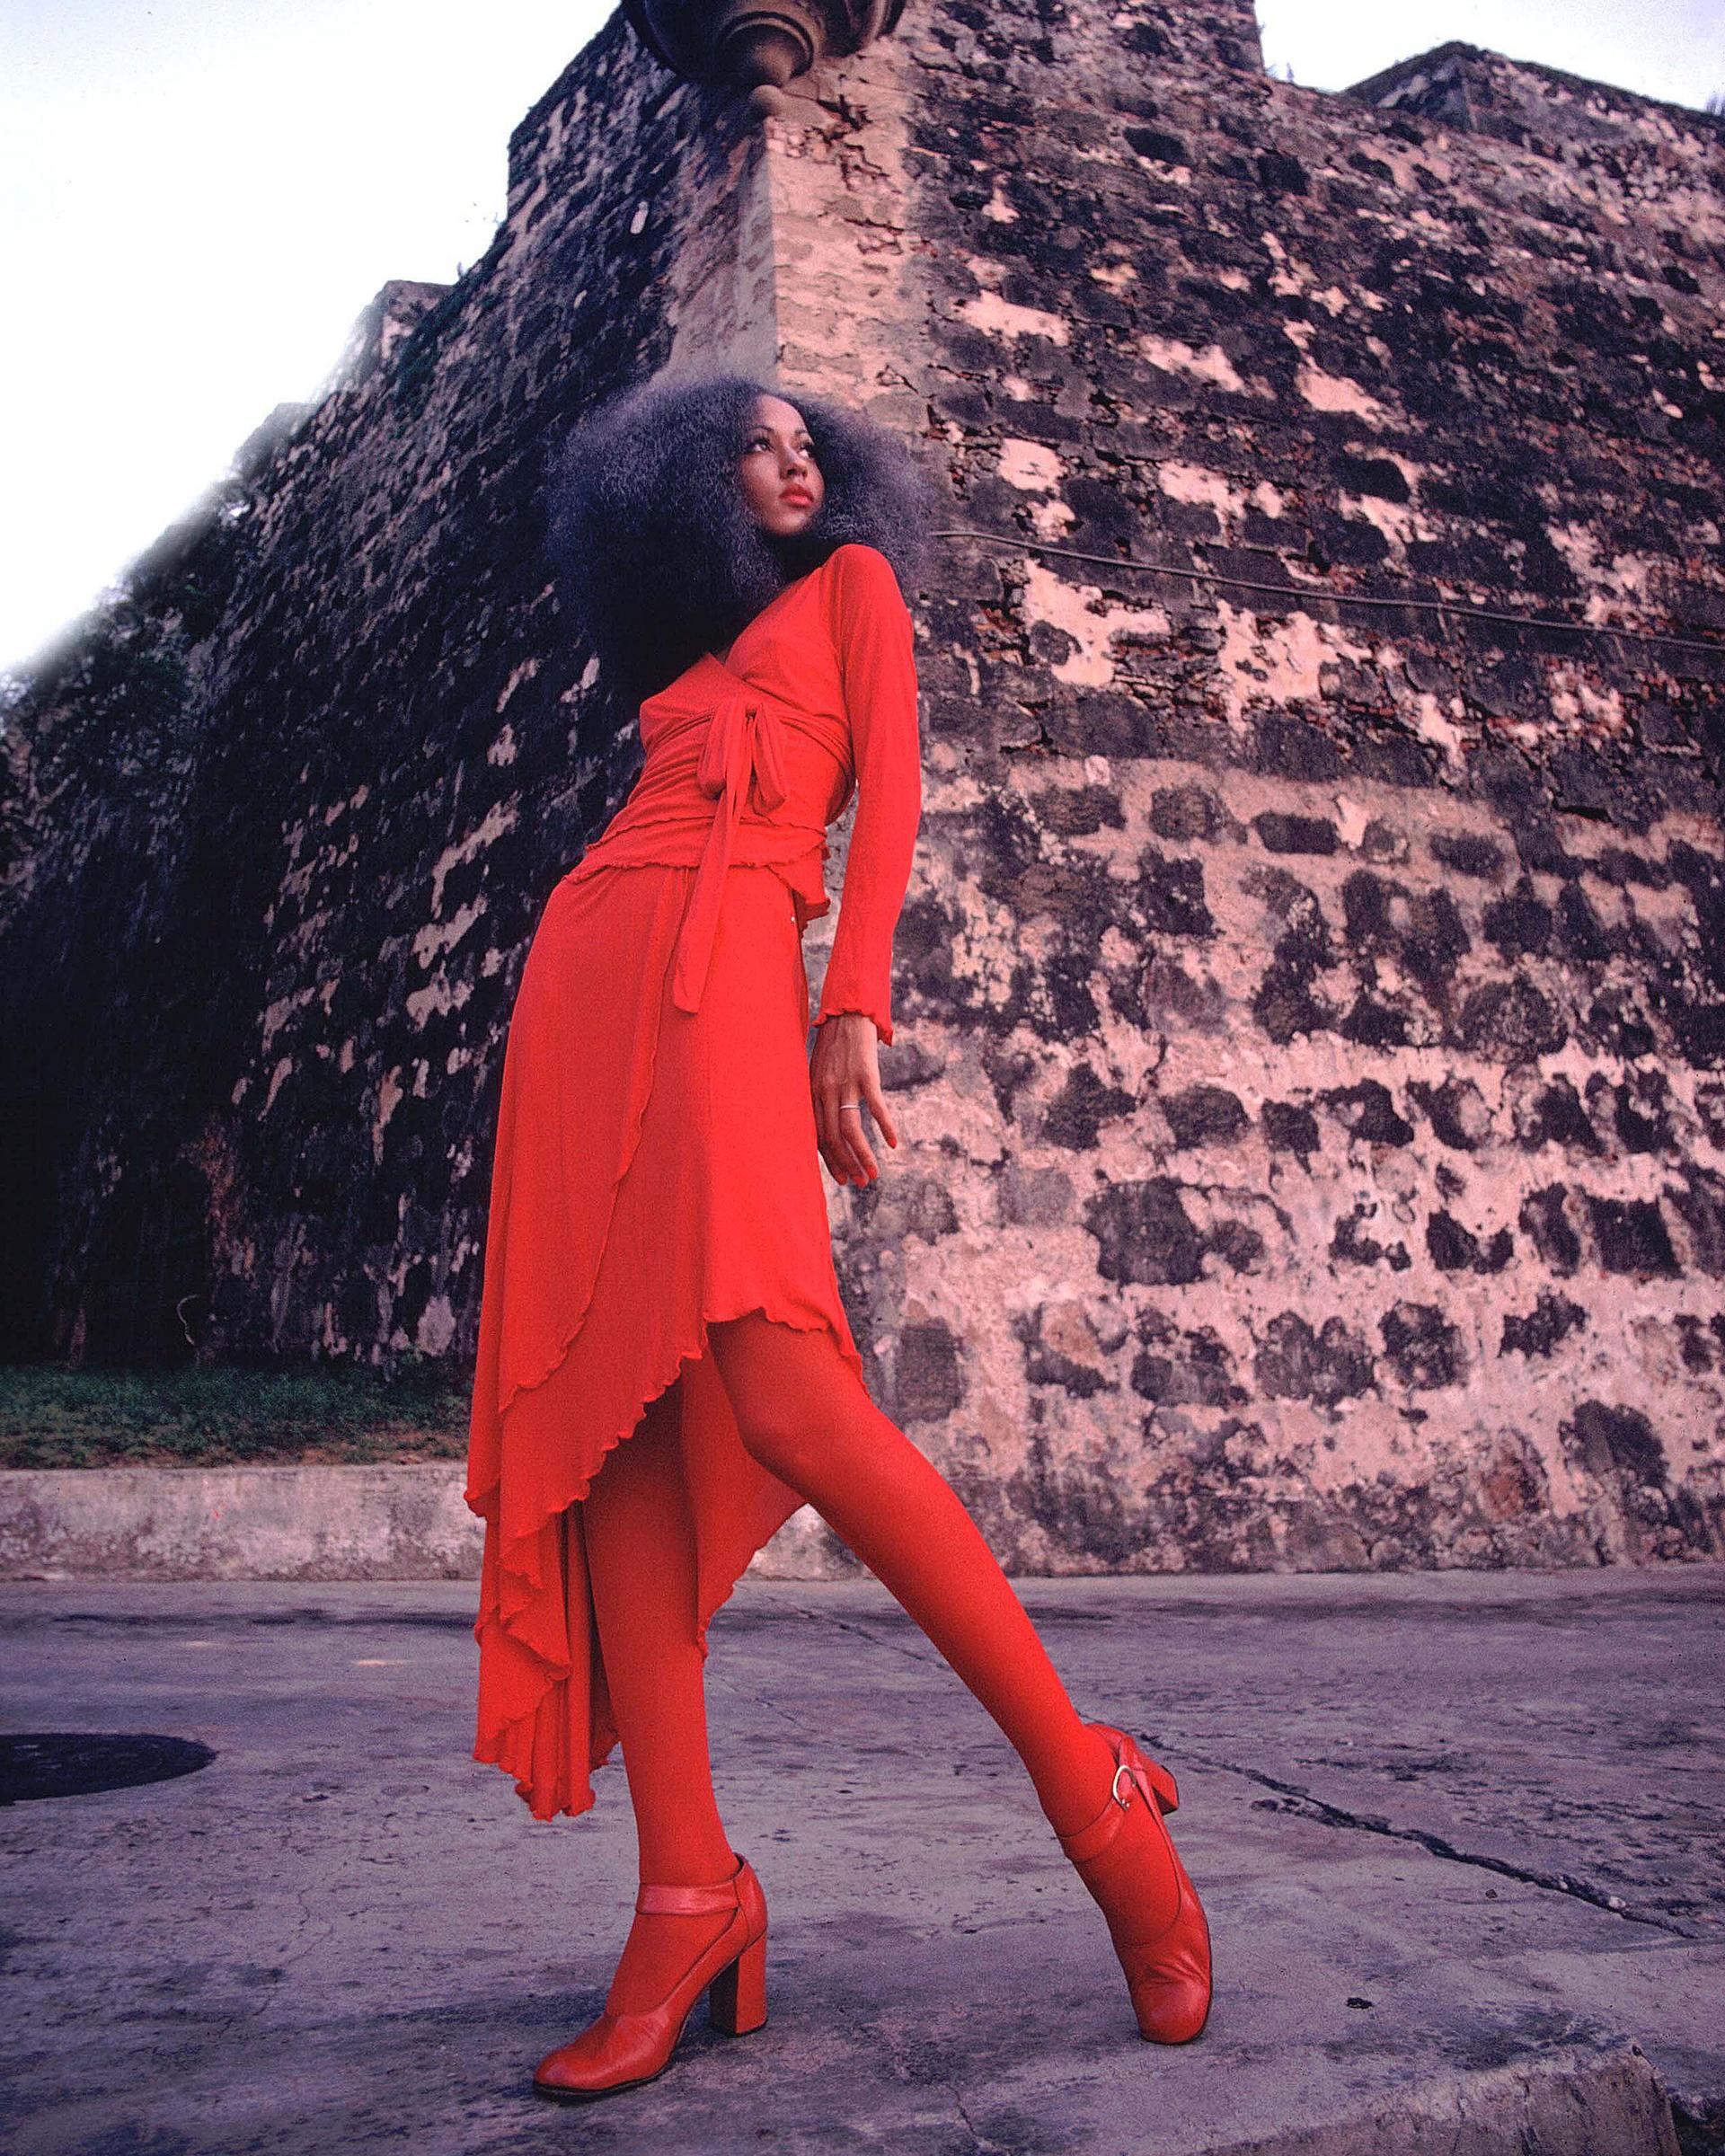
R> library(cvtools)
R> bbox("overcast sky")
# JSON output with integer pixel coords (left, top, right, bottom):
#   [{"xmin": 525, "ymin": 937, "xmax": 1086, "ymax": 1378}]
[{"xmin": 3, "ymin": 0, "xmax": 1721, "ymax": 677}]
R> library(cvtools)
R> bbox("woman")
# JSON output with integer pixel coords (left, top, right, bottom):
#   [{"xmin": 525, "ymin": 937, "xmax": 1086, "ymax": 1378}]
[{"xmin": 464, "ymin": 368, "xmax": 1212, "ymax": 2102}]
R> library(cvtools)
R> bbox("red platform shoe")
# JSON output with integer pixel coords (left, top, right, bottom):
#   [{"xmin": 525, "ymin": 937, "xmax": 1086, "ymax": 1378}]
[
  {"xmin": 532, "ymin": 1851, "xmax": 769, "ymax": 2101},
  {"xmin": 1057, "ymin": 1721, "xmax": 1213, "ymax": 2043}
]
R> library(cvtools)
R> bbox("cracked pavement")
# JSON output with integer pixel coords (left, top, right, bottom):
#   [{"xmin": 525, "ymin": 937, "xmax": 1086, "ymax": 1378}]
[{"xmin": 2, "ymin": 1566, "xmax": 1721, "ymax": 2153}]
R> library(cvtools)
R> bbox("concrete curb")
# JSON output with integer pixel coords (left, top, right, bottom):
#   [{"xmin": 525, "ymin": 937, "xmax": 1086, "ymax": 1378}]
[
  {"xmin": 0, "ymin": 1463, "xmax": 839, "ymax": 1580},
  {"xmin": 0, "ymin": 1464, "xmax": 482, "ymax": 1581},
  {"xmin": 1214, "ymin": 2039, "xmax": 1679, "ymax": 2155}
]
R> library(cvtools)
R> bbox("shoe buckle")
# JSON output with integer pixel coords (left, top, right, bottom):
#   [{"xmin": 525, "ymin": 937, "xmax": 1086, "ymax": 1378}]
[{"xmin": 1110, "ymin": 1761, "xmax": 1135, "ymax": 1809}]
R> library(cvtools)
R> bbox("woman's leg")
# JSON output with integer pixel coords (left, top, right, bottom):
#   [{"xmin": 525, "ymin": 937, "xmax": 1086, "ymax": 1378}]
[
  {"xmin": 581, "ymin": 1381, "xmax": 739, "ymax": 2011},
  {"xmin": 703, "ymin": 1311, "xmax": 1127, "ymax": 1845}
]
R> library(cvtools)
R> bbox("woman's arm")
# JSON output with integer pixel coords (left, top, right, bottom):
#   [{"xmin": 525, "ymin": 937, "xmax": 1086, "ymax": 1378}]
[
  {"xmin": 814, "ymin": 543, "xmax": 923, "ymax": 1039},
  {"xmin": 810, "ymin": 543, "xmax": 924, "ymax": 1184}
]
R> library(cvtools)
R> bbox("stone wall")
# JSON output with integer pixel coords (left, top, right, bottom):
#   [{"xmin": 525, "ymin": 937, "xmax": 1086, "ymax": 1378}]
[
  {"xmin": 3, "ymin": 0, "xmax": 1722, "ymax": 1571},
  {"xmin": 2, "ymin": 12, "xmax": 772, "ymax": 1369}
]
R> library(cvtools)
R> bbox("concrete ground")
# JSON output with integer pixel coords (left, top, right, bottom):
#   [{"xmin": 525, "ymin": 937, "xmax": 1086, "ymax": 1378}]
[{"xmin": 2, "ymin": 1566, "xmax": 1721, "ymax": 2156}]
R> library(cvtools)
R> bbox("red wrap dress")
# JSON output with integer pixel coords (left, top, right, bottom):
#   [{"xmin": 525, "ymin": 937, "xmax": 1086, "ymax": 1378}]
[{"xmin": 464, "ymin": 541, "xmax": 923, "ymax": 1822}]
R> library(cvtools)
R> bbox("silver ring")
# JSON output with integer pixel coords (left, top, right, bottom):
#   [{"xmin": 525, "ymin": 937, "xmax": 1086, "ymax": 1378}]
[{"xmin": 838, "ymin": 1102, "xmax": 863, "ymax": 1114}]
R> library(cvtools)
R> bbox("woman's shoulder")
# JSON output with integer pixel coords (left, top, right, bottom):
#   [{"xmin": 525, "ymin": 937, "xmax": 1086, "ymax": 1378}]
[{"xmin": 822, "ymin": 542, "xmax": 910, "ymax": 611}]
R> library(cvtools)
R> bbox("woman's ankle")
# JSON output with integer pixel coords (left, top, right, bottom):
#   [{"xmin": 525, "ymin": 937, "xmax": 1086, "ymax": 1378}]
[
  {"xmin": 634, "ymin": 1846, "xmax": 739, "ymax": 1889},
  {"xmin": 1033, "ymin": 1721, "xmax": 1119, "ymax": 1842}
]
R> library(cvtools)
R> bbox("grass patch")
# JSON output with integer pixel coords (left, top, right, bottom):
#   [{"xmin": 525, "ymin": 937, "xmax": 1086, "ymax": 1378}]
[{"xmin": 0, "ymin": 1359, "xmax": 470, "ymax": 1470}]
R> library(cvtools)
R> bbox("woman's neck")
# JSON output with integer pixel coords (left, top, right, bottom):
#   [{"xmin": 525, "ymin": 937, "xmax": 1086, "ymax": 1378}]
[{"xmin": 711, "ymin": 556, "xmax": 811, "ymax": 669}]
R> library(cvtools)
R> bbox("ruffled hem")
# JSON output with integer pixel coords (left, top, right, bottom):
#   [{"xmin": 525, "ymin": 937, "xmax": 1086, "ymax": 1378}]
[
  {"xmin": 812, "ymin": 1000, "xmax": 895, "ymax": 1046},
  {"xmin": 470, "ymin": 1293, "xmax": 866, "ymax": 1824}
]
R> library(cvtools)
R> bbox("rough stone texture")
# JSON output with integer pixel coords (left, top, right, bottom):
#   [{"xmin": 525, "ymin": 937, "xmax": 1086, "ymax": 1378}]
[
  {"xmin": 2, "ymin": 2, "xmax": 1723, "ymax": 1574},
  {"xmin": 3, "ymin": 1568, "xmax": 1721, "ymax": 2152}
]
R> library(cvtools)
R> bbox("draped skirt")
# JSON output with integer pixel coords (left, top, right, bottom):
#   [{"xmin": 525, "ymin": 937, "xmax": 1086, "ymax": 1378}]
[{"xmin": 464, "ymin": 860, "xmax": 868, "ymax": 1821}]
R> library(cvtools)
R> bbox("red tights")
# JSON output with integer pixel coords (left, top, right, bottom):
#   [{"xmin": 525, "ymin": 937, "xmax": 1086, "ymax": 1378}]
[{"xmin": 580, "ymin": 1309, "xmax": 1118, "ymax": 2012}]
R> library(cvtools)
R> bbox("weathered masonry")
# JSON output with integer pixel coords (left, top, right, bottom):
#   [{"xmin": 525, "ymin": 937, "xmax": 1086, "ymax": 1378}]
[{"xmin": 2, "ymin": 1, "xmax": 1721, "ymax": 1571}]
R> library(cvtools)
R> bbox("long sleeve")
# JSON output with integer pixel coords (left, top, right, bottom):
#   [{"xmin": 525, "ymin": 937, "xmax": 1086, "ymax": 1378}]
[{"xmin": 813, "ymin": 543, "xmax": 923, "ymax": 1046}]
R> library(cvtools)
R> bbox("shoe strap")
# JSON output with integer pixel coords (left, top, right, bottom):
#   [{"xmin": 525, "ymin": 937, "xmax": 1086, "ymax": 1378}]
[
  {"xmin": 1058, "ymin": 1773, "xmax": 1132, "ymax": 1863},
  {"xmin": 635, "ymin": 1859, "xmax": 744, "ymax": 1915},
  {"xmin": 1058, "ymin": 1744, "xmax": 1158, "ymax": 1864}
]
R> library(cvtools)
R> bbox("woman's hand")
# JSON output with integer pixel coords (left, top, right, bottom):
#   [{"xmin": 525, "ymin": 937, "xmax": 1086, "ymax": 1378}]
[{"xmin": 810, "ymin": 1012, "xmax": 899, "ymax": 1186}]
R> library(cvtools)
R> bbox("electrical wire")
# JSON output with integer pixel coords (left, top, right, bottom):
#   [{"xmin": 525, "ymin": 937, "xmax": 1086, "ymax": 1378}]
[{"xmin": 933, "ymin": 525, "xmax": 1725, "ymax": 661}]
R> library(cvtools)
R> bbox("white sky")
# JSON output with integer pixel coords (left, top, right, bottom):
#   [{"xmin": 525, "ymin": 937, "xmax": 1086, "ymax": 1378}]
[{"xmin": 3, "ymin": 0, "xmax": 1721, "ymax": 677}]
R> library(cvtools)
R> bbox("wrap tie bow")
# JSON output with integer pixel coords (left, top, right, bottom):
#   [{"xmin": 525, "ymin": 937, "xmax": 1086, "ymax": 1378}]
[{"xmin": 671, "ymin": 692, "xmax": 790, "ymax": 1014}]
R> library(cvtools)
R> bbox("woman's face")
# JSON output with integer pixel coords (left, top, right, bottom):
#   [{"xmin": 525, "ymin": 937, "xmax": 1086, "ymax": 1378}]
[{"xmin": 739, "ymin": 394, "xmax": 824, "ymax": 535}]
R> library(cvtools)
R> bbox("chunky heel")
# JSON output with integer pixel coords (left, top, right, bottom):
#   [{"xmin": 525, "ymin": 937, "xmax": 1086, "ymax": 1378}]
[
  {"xmin": 708, "ymin": 1926, "xmax": 768, "ymax": 2035},
  {"xmin": 1144, "ymin": 1757, "xmax": 1179, "ymax": 1815}
]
